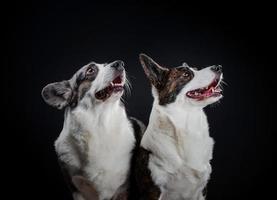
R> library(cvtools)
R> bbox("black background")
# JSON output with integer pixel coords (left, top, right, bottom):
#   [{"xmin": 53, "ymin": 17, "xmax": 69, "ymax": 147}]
[{"xmin": 7, "ymin": 1, "xmax": 274, "ymax": 200}]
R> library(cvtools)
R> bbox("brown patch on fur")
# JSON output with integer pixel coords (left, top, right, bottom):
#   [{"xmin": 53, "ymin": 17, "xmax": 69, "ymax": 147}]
[
  {"xmin": 112, "ymin": 192, "xmax": 128, "ymax": 200},
  {"xmin": 191, "ymin": 169, "xmax": 201, "ymax": 179},
  {"xmin": 156, "ymin": 112, "xmax": 185, "ymax": 159},
  {"xmin": 68, "ymin": 130, "xmax": 91, "ymax": 170},
  {"xmin": 112, "ymin": 184, "xmax": 129, "ymax": 200},
  {"xmin": 157, "ymin": 112, "xmax": 179, "ymax": 144},
  {"xmin": 139, "ymin": 54, "xmax": 193, "ymax": 105},
  {"xmin": 108, "ymin": 179, "xmax": 129, "ymax": 200},
  {"xmin": 72, "ymin": 175, "xmax": 99, "ymax": 200},
  {"xmin": 157, "ymin": 67, "xmax": 193, "ymax": 105}
]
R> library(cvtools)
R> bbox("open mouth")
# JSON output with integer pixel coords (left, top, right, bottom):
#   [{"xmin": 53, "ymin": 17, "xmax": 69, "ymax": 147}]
[
  {"xmin": 186, "ymin": 76, "xmax": 222, "ymax": 100},
  {"xmin": 95, "ymin": 75, "xmax": 124, "ymax": 100}
]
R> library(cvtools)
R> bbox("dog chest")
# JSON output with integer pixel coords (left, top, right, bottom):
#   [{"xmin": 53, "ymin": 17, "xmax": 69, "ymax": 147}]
[
  {"xmin": 149, "ymin": 154, "xmax": 211, "ymax": 200},
  {"xmin": 84, "ymin": 124, "xmax": 135, "ymax": 199},
  {"xmin": 143, "ymin": 108, "xmax": 214, "ymax": 199}
]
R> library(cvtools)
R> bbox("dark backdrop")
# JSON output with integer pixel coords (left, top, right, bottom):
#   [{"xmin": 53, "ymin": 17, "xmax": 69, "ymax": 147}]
[{"xmin": 7, "ymin": 1, "xmax": 274, "ymax": 200}]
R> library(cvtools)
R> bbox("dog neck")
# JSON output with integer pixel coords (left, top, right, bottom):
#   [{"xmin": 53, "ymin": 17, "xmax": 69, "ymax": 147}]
[
  {"xmin": 64, "ymin": 98, "xmax": 129, "ymax": 134},
  {"xmin": 58, "ymin": 98, "xmax": 134, "ymax": 200},
  {"xmin": 149, "ymin": 97, "xmax": 209, "ymax": 135},
  {"xmin": 141, "ymin": 98, "xmax": 213, "ymax": 171}
]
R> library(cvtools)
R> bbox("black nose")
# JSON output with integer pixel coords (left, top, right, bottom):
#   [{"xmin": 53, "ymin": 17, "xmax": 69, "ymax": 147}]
[
  {"xmin": 111, "ymin": 60, "xmax": 124, "ymax": 71},
  {"xmin": 211, "ymin": 65, "xmax": 222, "ymax": 73}
]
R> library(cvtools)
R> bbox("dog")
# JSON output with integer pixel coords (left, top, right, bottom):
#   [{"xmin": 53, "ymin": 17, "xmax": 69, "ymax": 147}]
[
  {"xmin": 135, "ymin": 54, "xmax": 223, "ymax": 200},
  {"xmin": 41, "ymin": 60, "xmax": 145, "ymax": 200}
]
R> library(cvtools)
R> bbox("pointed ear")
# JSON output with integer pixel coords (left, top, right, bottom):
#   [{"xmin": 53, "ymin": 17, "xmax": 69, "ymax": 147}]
[
  {"xmin": 182, "ymin": 62, "xmax": 189, "ymax": 68},
  {"xmin": 139, "ymin": 53, "xmax": 168, "ymax": 89},
  {"xmin": 72, "ymin": 175, "xmax": 99, "ymax": 200},
  {"xmin": 41, "ymin": 81, "xmax": 72, "ymax": 109}
]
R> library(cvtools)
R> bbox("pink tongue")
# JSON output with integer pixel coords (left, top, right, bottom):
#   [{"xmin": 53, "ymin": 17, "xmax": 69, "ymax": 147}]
[
  {"xmin": 112, "ymin": 76, "xmax": 122, "ymax": 84},
  {"xmin": 204, "ymin": 87, "xmax": 213, "ymax": 96}
]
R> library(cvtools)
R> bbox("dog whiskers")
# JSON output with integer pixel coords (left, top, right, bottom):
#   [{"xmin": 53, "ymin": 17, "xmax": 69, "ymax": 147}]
[
  {"xmin": 124, "ymin": 73, "xmax": 132, "ymax": 97},
  {"xmin": 221, "ymin": 80, "xmax": 228, "ymax": 86},
  {"xmin": 121, "ymin": 73, "xmax": 132, "ymax": 103}
]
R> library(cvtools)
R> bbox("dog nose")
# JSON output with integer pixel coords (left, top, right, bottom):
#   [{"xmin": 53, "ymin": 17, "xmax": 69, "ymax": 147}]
[
  {"xmin": 111, "ymin": 60, "xmax": 124, "ymax": 71},
  {"xmin": 211, "ymin": 65, "xmax": 222, "ymax": 73}
]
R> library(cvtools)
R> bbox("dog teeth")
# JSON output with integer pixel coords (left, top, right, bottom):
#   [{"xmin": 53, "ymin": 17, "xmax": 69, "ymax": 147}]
[
  {"xmin": 110, "ymin": 83, "xmax": 123, "ymax": 87},
  {"xmin": 114, "ymin": 83, "xmax": 123, "ymax": 86}
]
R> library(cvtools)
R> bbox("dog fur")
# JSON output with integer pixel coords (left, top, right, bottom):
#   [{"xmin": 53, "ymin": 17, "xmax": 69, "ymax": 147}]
[
  {"xmin": 42, "ymin": 61, "xmax": 144, "ymax": 200},
  {"xmin": 135, "ymin": 54, "xmax": 223, "ymax": 200}
]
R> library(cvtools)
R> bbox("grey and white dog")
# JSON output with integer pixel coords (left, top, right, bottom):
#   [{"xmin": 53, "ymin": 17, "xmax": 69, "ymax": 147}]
[{"xmin": 41, "ymin": 60, "xmax": 144, "ymax": 200}]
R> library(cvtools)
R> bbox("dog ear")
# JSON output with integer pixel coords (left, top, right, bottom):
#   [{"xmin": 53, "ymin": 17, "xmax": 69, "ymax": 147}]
[
  {"xmin": 72, "ymin": 175, "xmax": 99, "ymax": 200},
  {"xmin": 139, "ymin": 53, "xmax": 168, "ymax": 89},
  {"xmin": 41, "ymin": 81, "xmax": 72, "ymax": 109},
  {"xmin": 182, "ymin": 62, "xmax": 189, "ymax": 68}
]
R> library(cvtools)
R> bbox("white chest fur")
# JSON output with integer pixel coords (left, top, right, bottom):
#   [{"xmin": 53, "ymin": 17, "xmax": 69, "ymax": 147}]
[
  {"xmin": 55, "ymin": 102, "xmax": 135, "ymax": 200},
  {"xmin": 141, "ymin": 104, "xmax": 214, "ymax": 200}
]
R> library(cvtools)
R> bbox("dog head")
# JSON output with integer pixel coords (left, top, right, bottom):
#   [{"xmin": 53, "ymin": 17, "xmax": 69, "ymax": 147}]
[
  {"xmin": 41, "ymin": 60, "xmax": 127, "ymax": 109},
  {"xmin": 139, "ymin": 54, "xmax": 223, "ymax": 108}
]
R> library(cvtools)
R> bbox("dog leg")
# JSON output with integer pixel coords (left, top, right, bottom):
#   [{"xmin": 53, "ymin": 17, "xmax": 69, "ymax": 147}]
[
  {"xmin": 111, "ymin": 182, "xmax": 129, "ymax": 200},
  {"xmin": 72, "ymin": 175, "xmax": 99, "ymax": 200},
  {"xmin": 73, "ymin": 192, "xmax": 86, "ymax": 200}
]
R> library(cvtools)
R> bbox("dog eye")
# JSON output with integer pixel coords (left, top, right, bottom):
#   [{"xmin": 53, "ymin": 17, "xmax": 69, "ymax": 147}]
[
  {"xmin": 183, "ymin": 72, "xmax": 189, "ymax": 77},
  {"xmin": 86, "ymin": 67, "xmax": 95, "ymax": 75}
]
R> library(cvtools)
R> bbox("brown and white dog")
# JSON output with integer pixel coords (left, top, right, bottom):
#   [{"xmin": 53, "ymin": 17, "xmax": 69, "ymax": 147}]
[
  {"xmin": 135, "ymin": 54, "xmax": 223, "ymax": 200},
  {"xmin": 41, "ymin": 60, "xmax": 145, "ymax": 200}
]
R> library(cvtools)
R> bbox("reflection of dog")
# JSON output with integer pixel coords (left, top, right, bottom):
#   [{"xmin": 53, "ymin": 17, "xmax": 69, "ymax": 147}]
[
  {"xmin": 135, "ymin": 54, "xmax": 223, "ymax": 200},
  {"xmin": 42, "ymin": 60, "xmax": 144, "ymax": 200}
]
